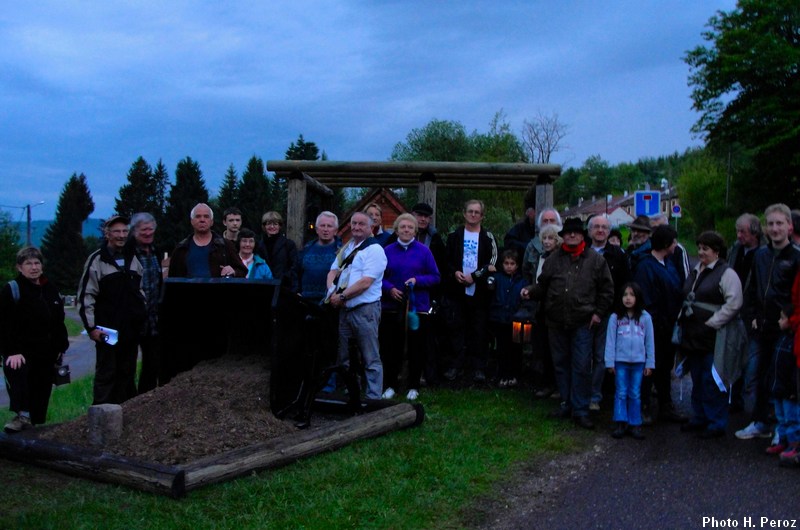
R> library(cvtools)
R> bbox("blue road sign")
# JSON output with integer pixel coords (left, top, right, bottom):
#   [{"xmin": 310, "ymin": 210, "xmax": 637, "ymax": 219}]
[{"xmin": 634, "ymin": 190, "xmax": 661, "ymax": 217}]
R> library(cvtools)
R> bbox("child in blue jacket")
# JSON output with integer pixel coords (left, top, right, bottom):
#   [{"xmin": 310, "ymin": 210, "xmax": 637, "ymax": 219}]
[
  {"xmin": 489, "ymin": 249, "xmax": 528, "ymax": 388},
  {"xmin": 605, "ymin": 282, "xmax": 655, "ymax": 440}
]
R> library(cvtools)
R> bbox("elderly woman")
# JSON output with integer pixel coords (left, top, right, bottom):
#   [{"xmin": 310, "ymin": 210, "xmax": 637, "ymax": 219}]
[
  {"xmin": 679, "ymin": 231, "xmax": 743, "ymax": 439},
  {"xmin": 256, "ymin": 211, "xmax": 297, "ymax": 290},
  {"xmin": 0, "ymin": 247, "xmax": 69, "ymax": 433},
  {"xmin": 237, "ymin": 228, "xmax": 273, "ymax": 280},
  {"xmin": 379, "ymin": 213, "xmax": 440, "ymax": 400}
]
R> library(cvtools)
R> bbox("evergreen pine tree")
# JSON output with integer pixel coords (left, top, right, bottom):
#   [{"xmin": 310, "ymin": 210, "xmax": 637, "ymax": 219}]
[
  {"xmin": 116, "ymin": 156, "xmax": 155, "ymax": 218},
  {"xmin": 152, "ymin": 159, "xmax": 170, "ymax": 223},
  {"xmin": 238, "ymin": 156, "xmax": 271, "ymax": 232},
  {"xmin": 217, "ymin": 164, "xmax": 240, "ymax": 215},
  {"xmin": 161, "ymin": 157, "xmax": 210, "ymax": 253},
  {"xmin": 41, "ymin": 173, "xmax": 95, "ymax": 294}
]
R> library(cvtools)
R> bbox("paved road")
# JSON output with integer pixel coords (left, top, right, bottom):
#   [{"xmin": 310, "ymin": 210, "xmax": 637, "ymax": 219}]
[
  {"xmin": 483, "ymin": 378, "xmax": 800, "ymax": 529},
  {"xmin": 0, "ymin": 308, "xmax": 96, "ymax": 408}
]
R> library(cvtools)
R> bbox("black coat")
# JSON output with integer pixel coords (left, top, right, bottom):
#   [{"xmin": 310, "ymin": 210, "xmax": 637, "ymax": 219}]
[{"xmin": 0, "ymin": 275, "xmax": 68, "ymax": 361}]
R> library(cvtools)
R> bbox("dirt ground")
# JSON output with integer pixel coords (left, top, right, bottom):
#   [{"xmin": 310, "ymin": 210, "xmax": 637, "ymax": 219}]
[{"xmin": 39, "ymin": 354, "xmax": 299, "ymax": 465}]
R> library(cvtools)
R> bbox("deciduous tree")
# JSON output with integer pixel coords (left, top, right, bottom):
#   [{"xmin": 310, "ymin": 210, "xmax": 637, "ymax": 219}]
[
  {"xmin": 685, "ymin": 0, "xmax": 800, "ymax": 207},
  {"xmin": 521, "ymin": 111, "xmax": 569, "ymax": 164}
]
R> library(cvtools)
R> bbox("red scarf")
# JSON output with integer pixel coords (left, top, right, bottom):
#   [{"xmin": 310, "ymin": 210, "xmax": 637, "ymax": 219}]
[{"xmin": 561, "ymin": 241, "xmax": 586, "ymax": 259}]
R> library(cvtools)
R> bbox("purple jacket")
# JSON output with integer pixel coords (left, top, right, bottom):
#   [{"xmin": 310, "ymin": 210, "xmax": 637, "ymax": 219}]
[{"xmin": 381, "ymin": 240, "xmax": 440, "ymax": 312}]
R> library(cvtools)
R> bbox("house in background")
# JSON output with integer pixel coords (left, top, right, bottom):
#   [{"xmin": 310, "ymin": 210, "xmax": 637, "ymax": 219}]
[
  {"xmin": 561, "ymin": 186, "xmax": 679, "ymax": 227},
  {"xmin": 337, "ymin": 187, "xmax": 406, "ymax": 242}
]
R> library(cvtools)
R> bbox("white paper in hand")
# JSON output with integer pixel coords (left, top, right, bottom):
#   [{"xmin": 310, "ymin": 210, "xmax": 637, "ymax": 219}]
[{"xmin": 95, "ymin": 326, "xmax": 119, "ymax": 345}]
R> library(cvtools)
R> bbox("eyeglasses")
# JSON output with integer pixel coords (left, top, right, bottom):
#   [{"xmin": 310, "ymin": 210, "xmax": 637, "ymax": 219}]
[{"xmin": 262, "ymin": 221, "xmax": 280, "ymax": 226}]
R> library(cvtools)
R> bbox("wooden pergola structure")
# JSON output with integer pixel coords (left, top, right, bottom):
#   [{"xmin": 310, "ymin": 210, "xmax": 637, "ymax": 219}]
[{"xmin": 266, "ymin": 160, "xmax": 561, "ymax": 245}]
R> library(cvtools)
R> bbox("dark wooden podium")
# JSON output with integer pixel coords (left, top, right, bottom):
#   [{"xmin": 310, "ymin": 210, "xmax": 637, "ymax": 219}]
[{"xmin": 158, "ymin": 278, "xmax": 281, "ymax": 382}]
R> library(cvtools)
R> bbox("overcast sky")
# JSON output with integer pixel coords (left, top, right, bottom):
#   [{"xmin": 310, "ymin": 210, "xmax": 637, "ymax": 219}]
[{"xmin": 0, "ymin": 1, "xmax": 736, "ymax": 222}]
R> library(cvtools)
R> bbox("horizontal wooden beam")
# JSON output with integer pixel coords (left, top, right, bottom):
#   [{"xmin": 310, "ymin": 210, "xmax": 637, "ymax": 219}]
[
  {"xmin": 268, "ymin": 160, "xmax": 560, "ymax": 177},
  {"xmin": 0, "ymin": 433, "xmax": 185, "ymax": 498},
  {"xmin": 181, "ymin": 403, "xmax": 424, "ymax": 491}
]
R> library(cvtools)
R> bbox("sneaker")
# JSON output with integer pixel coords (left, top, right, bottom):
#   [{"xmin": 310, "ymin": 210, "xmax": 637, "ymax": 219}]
[
  {"xmin": 735, "ymin": 421, "xmax": 772, "ymax": 440},
  {"xmin": 779, "ymin": 442, "xmax": 800, "ymax": 464},
  {"xmin": 406, "ymin": 389, "xmax": 419, "ymax": 401},
  {"xmin": 770, "ymin": 430, "xmax": 780, "ymax": 446},
  {"xmin": 3, "ymin": 414, "xmax": 32, "ymax": 434},
  {"xmin": 550, "ymin": 391, "xmax": 561, "ymax": 400},
  {"xmin": 534, "ymin": 386, "xmax": 554, "ymax": 399},
  {"xmin": 766, "ymin": 442, "xmax": 787, "ymax": 455},
  {"xmin": 473, "ymin": 370, "xmax": 486, "ymax": 383},
  {"xmin": 589, "ymin": 401, "xmax": 601, "ymax": 412},
  {"xmin": 506, "ymin": 378, "xmax": 518, "ymax": 388},
  {"xmin": 381, "ymin": 387, "xmax": 396, "ymax": 400},
  {"xmin": 498, "ymin": 379, "xmax": 508, "ymax": 388}
]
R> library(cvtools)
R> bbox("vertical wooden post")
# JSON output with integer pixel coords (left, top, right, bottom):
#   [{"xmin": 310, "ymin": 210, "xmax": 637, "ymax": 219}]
[
  {"xmin": 535, "ymin": 175, "xmax": 555, "ymax": 215},
  {"xmin": 418, "ymin": 172, "xmax": 437, "ymax": 226},
  {"xmin": 286, "ymin": 171, "xmax": 306, "ymax": 247}
]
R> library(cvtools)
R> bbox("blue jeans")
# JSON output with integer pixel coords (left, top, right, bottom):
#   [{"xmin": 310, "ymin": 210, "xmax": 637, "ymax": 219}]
[
  {"xmin": 338, "ymin": 301, "xmax": 384, "ymax": 399},
  {"xmin": 613, "ymin": 362, "xmax": 644, "ymax": 426},
  {"xmin": 549, "ymin": 325, "xmax": 593, "ymax": 417},
  {"xmin": 740, "ymin": 336, "xmax": 761, "ymax": 412},
  {"xmin": 687, "ymin": 352, "xmax": 728, "ymax": 431},
  {"xmin": 773, "ymin": 399, "xmax": 800, "ymax": 444}
]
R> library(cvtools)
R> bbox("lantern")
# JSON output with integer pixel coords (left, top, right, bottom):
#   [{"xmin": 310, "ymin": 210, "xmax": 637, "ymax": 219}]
[{"xmin": 512, "ymin": 309, "xmax": 533, "ymax": 344}]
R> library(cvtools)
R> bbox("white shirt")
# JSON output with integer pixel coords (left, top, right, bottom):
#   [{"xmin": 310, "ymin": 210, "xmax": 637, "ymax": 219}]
[{"xmin": 330, "ymin": 240, "xmax": 387, "ymax": 307}]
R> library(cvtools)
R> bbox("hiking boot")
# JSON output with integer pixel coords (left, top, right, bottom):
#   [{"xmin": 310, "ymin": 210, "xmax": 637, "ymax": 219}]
[
  {"xmin": 629, "ymin": 426, "xmax": 645, "ymax": 440},
  {"xmin": 4, "ymin": 415, "xmax": 32, "ymax": 434},
  {"xmin": 611, "ymin": 422, "xmax": 626, "ymax": 439},
  {"xmin": 381, "ymin": 387, "xmax": 396, "ymax": 400},
  {"xmin": 735, "ymin": 421, "xmax": 772, "ymax": 440}
]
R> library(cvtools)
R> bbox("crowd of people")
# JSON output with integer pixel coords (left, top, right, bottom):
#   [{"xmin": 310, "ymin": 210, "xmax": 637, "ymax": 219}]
[{"xmin": 2, "ymin": 196, "xmax": 800, "ymax": 468}]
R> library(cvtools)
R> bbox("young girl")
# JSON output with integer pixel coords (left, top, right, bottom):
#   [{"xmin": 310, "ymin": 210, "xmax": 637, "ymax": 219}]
[{"xmin": 604, "ymin": 282, "xmax": 655, "ymax": 440}]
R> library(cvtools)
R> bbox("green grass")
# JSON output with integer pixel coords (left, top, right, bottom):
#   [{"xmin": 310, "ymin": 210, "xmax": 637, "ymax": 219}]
[
  {"xmin": 64, "ymin": 317, "xmax": 83, "ymax": 337},
  {"xmin": 0, "ymin": 382, "xmax": 582, "ymax": 529}
]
